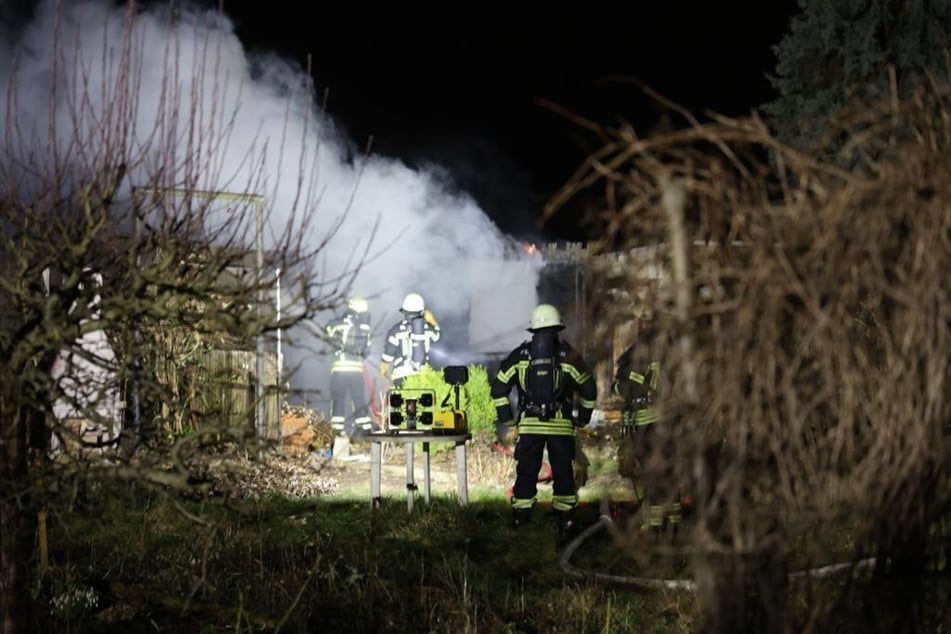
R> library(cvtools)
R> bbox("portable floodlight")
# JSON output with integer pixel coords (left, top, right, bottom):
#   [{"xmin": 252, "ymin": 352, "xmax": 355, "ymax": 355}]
[{"xmin": 387, "ymin": 388, "xmax": 436, "ymax": 431}]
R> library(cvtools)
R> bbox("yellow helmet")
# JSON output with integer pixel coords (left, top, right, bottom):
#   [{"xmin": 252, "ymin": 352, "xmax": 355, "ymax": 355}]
[
  {"xmin": 528, "ymin": 303, "xmax": 564, "ymax": 331},
  {"xmin": 348, "ymin": 296, "xmax": 368, "ymax": 313}
]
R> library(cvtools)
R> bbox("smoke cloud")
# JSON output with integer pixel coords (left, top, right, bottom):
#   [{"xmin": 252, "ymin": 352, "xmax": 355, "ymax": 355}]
[{"xmin": 0, "ymin": 1, "xmax": 543, "ymax": 400}]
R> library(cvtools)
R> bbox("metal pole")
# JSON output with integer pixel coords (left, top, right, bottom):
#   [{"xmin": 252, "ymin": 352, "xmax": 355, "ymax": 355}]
[
  {"xmin": 255, "ymin": 198, "xmax": 266, "ymax": 460},
  {"xmin": 275, "ymin": 267, "xmax": 282, "ymax": 386},
  {"xmin": 129, "ymin": 188, "xmax": 144, "ymax": 455}
]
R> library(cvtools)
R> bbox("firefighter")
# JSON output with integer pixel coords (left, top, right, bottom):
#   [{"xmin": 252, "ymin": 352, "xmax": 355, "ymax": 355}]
[
  {"xmin": 612, "ymin": 307, "xmax": 682, "ymax": 538},
  {"xmin": 491, "ymin": 303, "xmax": 598, "ymax": 539},
  {"xmin": 327, "ymin": 296, "xmax": 374, "ymax": 441},
  {"xmin": 379, "ymin": 292, "xmax": 440, "ymax": 386}
]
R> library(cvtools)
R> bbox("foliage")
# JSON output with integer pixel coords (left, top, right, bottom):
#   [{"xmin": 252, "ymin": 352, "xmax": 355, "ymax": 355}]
[
  {"xmin": 457, "ymin": 364, "xmax": 497, "ymax": 437},
  {"xmin": 763, "ymin": 0, "xmax": 951, "ymax": 151}
]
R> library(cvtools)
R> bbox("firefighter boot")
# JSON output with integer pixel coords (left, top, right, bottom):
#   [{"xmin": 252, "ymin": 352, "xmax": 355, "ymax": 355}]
[
  {"xmin": 511, "ymin": 508, "xmax": 532, "ymax": 528},
  {"xmin": 666, "ymin": 501, "xmax": 683, "ymax": 544},
  {"xmin": 332, "ymin": 435, "xmax": 351, "ymax": 459}
]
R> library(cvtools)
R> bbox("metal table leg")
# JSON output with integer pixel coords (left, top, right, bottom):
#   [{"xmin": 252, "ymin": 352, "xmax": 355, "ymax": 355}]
[
  {"xmin": 370, "ymin": 440, "xmax": 382, "ymax": 509},
  {"xmin": 423, "ymin": 441, "xmax": 432, "ymax": 505},
  {"xmin": 368, "ymin": 433, "xmax": 470, "ymax": 511},
  {"xmin": 405, "ymin": 441, "xmax": 415, "ymax": 513},
  {"xmin": 455, "ymin": 439, "xmax": 468, "ymax": 506}
]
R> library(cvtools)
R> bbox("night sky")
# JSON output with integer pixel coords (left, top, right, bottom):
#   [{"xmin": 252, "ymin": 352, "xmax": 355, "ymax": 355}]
[{"xmin": 215, "ymin": 3, "xmax": 800, "ymax": 241}]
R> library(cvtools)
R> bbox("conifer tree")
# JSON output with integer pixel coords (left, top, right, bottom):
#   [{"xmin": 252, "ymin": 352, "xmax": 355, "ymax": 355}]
[{"xmin": 764, "ymin": 0, "xmax": 951, "ymax": 150}]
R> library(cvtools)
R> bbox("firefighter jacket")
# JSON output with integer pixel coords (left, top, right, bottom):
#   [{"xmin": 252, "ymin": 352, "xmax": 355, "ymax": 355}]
[
  {"xmin": 612, "ymin": 329, "xmax": 659, "ymax": 426},
  {"xmin": 491, "ymin": 337, "xmax": 597, "ymax": 436},
  {"xmin": 326, "ymin": 310, "xmax": 371, "ymax": 373},
  {"xmin": 380, "ymin": 313, "xmax": 440, "ymax": 381}
]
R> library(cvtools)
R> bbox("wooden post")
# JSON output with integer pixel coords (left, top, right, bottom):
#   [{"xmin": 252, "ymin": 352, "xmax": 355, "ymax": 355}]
[
  {"xmin": 37, "ymin": 509, "xmax": 48, "ymax": 571},
  {"xmin": 662, "ymin": 176, "xmax": 697, "ymax": 403}
]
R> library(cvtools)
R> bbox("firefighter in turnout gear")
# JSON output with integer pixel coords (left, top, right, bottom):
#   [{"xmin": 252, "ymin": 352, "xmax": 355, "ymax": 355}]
[
  {"xmin": 327, "ymin": 297, "xmax": 374, "ymax": 440},
  {"xmin": 379, "ymin": 292, "xmax": 441, "ymax": 386},
  {"xmin": 491, "ymin": 303, "xmax": 598, "ymax": 539},
  {"xmin": 613, "ymin": 308, "xmax": 682, "ymax": 538}
]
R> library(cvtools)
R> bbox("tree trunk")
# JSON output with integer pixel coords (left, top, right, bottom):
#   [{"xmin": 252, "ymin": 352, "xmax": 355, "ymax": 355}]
[{"xmin": 0, "ymin": 398, "xmax": 34, "ymax": 634}]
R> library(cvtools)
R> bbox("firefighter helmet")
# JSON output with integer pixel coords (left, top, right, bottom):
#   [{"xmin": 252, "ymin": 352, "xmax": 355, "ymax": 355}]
[
  {"xmin": 401, "ymin": 292, "xmax": 425, "ymax": 313},
  {"xmin": 348, "ymin": 296, "xmax": 368, "ymax": 313},
  {"xmin": 528, "ymin": 303, "xmax": 564, "ymax": 331}
]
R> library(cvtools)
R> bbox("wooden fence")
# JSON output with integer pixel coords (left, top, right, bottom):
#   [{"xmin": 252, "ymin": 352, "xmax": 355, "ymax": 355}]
[{"xmin": 193, "ymin": 348, "xmax": 283, "ymax": 441}]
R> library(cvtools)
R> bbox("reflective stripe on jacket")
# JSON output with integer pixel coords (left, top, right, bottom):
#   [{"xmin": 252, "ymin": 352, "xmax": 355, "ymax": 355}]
[
  {"xmin": 612, "ymin": 337, "xmax": 660, "ymax": 426},
  {"xmin": 327, "ymin": 312, "xmax": 371, "ymax": 372},
  {"xmin": 491, "ymin": 337, "xmax": 597, "ymax": 435}
]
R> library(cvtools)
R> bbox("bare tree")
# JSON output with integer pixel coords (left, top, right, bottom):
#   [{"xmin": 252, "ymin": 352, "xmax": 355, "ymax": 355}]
[
  {"xmin": 0, "ymin": 5, "xmax": 361, "ymax": 631},
  {"xmin": 550, "ymin": 82, "xmax": 951, "ymax": 632}
]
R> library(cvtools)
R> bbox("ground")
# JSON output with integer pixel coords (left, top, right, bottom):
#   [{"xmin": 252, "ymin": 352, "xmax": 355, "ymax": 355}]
[{"xmin": 186, "ymin": 406, "xmax": 636, "ymax": 508}]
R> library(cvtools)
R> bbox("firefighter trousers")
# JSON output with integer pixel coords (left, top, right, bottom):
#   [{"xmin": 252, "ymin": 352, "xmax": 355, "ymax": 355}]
[
  {"xmin": 330, "ymin": 370, "xmax": 372, "ymax": 437},
  {"xmin": 512, "ymin": 434, "xmax": 577, "ymax": 512}
]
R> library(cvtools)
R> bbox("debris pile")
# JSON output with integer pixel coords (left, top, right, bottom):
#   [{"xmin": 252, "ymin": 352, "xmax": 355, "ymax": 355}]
[
  {"xmin": 182, "ymin": 404, "xmax": 338, "ymax": 498},
  {"xmin": 281, "ymin": 403, "xmax": 334, "ymax": 453},
  {"xmin": 188, "ymin": 449, "xmax": 339, "ymax": 498}
]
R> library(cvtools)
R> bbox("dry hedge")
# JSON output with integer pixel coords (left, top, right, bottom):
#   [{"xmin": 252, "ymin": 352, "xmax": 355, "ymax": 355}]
[{"xmin": 553, "ymin": 84, "xmax": 951, "ymax": 632}]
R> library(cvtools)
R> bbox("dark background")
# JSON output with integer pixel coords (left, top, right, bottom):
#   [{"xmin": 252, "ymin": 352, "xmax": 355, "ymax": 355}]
[{"xmin": 213, "ymin": 3, "xmax": 800, "ymax": 241}]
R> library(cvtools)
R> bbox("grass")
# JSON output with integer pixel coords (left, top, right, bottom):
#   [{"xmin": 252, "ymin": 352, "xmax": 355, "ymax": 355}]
[
  {"xmin": 29, "ymin": 430, "xmax": 951, "ymax": 632},
  {"xmin": 33, "ymin": 469, "xmax": 698, "ymax": 633}
]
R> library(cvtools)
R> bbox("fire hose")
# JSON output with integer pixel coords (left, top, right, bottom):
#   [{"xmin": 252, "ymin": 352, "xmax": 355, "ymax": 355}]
[
  {"xmin": 557, "ymin": 498, "xmax": 879, "ymax": 589},
  {"xmin": 362, "ymin": 364, "xmax": 380, "ymax": 426}
]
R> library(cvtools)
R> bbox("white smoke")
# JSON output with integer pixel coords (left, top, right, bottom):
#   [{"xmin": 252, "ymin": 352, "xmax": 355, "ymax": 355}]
[{"xmin": 0, "ymin": 1, "xmax": 543, "ymax": 400}]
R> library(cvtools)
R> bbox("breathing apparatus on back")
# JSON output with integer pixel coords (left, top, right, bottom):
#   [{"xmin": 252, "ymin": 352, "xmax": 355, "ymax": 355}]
[
  {"xmin": 522, "ymin": 303, "xmax": 566, "ymax": 421},
  {"xmin": 401, "ymin": 292, "xmax": 430, "ymax": 370}
]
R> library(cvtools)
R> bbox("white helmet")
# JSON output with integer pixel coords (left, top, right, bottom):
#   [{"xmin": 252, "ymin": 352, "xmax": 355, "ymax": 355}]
[
  {"xmin": 348, "ymin": 296, "xmax": 368, "ymax": 313},
  {"xmin": 401, "ymin": 292, "xmax": 425, "ymax": 313},
  {"xmin": 528, "ymin": 303, "xmax": 564, "ymax": 331}
]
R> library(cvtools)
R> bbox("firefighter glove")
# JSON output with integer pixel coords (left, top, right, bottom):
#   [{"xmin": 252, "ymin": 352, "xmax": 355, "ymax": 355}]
[
  {"xmin": 423, "ymin": 309, "xmax": 438, "ymax": 327},
  {"xmin": 379, "ymin": 362, "xmax": 390, "ymax": 380}
]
